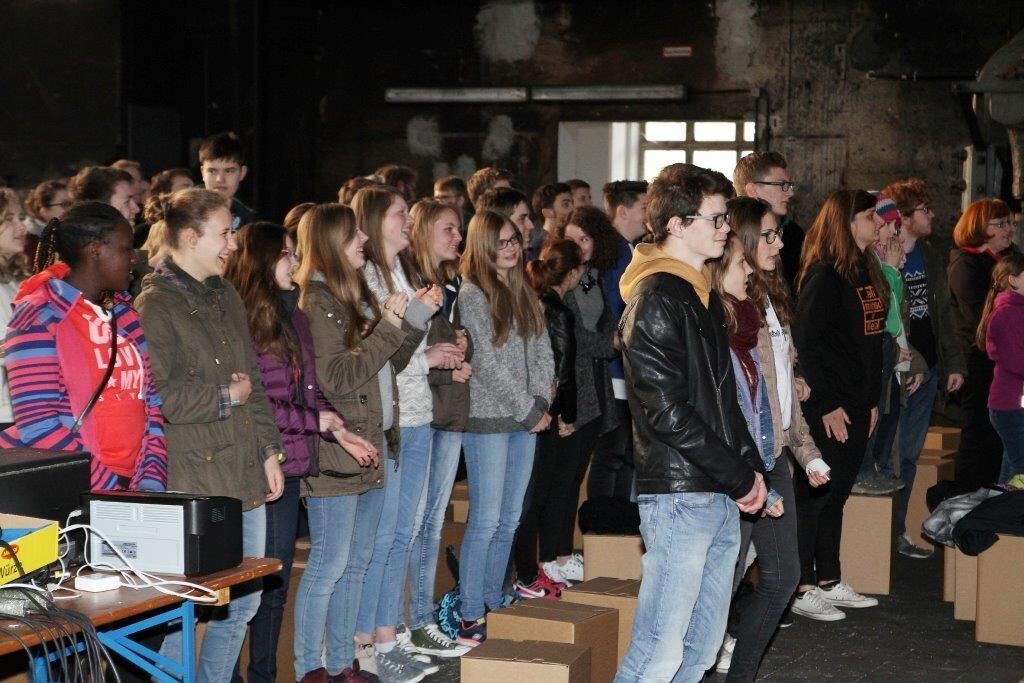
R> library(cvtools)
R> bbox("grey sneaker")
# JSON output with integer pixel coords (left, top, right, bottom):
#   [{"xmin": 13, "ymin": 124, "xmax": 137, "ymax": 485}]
[
  {"xmin": 791, "ymin": 587, "xmax": 846, "ymax": 621},
  {"xmin": 880, "ymin": 473, "xmax": 905, "ymax": 490},
  {"xmin": 850, "ymin": 475, "xmax": 899, "ymax": 495},
  {"xmin": 410, "ymin": 624, "xmax": 471, "ymax": 658},
  {"xmin": 898, "ymin": 534, "xmax": 934, "ymax": 559},
  {"xmin": 374, "ymin": 648, "xmax": 426, "ymax": 683}
]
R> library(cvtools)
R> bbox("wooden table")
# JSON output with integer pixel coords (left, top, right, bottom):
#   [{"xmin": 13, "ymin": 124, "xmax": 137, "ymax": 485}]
[{"xmin": 0, "ymin": 557, "xmax": 281, "ymax": 682}]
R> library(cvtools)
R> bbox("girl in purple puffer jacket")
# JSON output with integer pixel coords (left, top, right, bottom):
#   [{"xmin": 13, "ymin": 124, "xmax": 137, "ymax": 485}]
[{"xmin": 225, "ymin": 221, "xmax": 377, "ymax": 683}]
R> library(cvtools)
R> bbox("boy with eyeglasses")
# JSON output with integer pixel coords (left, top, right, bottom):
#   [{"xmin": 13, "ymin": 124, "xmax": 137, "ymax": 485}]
[
  {"xmin": 734, "ymin": 152, "xmax": 801, "ymax": 291},
  {"xmin": 616, "ymin": 167, "xmax": 766, "ymax": 681},
  {"xmin": 884, "ymin": 178, "xmax": 966, "ymax": 557}
]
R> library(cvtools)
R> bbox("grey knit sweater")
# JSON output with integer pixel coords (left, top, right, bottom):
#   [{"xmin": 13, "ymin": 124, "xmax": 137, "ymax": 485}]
[{"xmin": 457, "ymin": 282, "xmax": 555, "ymax": 433}]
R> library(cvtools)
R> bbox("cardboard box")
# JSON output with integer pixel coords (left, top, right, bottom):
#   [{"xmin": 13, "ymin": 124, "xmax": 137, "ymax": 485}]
[
  {"xmin": 449, "ymin": 497, "xmax": 469, "ymax": 524},
  {"xmin": 583, "ymin": 535, "xmax": 644, "ymax": 581},
  {"xmin": 976, "ymin": 535, "xmax": 1024, "ymax": 647},
  {"xmin": 488, "ymin": 599, "xmax": 618, "ymax": 683},
  {"xmin": 838, "ymin": 494, "xmax": 893, "ymax": 595},
  {"xmin": 953, "ymin": 549, "xmax": 978, "ymax": 621},
  {"xmin": 923, "ymin": 427, "xmax": 960, "ymax": 451},
  {"xmin": 0, "ymin": 513, "xmax": 58, "ymax": 586},
  {"xmin": 904, "ymin": 459, "xmax": 954, "ymax": 548},
  {"xmin": 562, "ymin": 577, "xmax": 641, "ymax": 665},
  {"xmin": 461, "ymin": 639, "xmax": 590, "ymax": 683},
  {"xmin": 943, "ymin": 546, "xmax": 955, "ymax": 602},
  {"xmin": 917, "ymin": 448, "xmax": 955, "ymax": 463}
]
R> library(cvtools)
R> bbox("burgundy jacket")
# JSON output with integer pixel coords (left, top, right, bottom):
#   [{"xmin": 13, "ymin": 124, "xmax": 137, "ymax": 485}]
[{"xmin": 254, "ymin": 290, "xmax": 337, "ymax": 477}]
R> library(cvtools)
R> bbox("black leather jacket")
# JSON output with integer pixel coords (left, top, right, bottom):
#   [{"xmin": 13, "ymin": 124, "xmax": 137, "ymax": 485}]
[
  {"xmin": 541, "ymin": 291, "xmax": 577, "ymax": 424},
  {"xmin": 620, "ymin": 272, "xmax": 763, "ymax": 498}
]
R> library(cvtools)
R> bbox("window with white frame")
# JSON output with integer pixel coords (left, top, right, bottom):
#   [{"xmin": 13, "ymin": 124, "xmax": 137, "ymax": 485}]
[{"xmin": 640, "ymin": 120, "xmax": 755, "ymax": 181}]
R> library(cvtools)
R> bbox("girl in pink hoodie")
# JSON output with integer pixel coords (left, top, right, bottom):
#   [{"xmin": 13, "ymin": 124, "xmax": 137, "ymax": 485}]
[{"xmin": 979, "ymin": 251, "xmax": 1024, "ymax": 484}]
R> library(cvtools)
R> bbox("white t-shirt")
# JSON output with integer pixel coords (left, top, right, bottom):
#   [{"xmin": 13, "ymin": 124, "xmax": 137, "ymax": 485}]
[{"xmin": 765, "ymin": 298, "xmax": 792, "ymax": 431}]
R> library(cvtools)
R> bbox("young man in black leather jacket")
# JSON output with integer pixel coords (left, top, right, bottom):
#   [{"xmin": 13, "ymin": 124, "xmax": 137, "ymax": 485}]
[{"xmin": 615, "ymin": 167, "xmax": 767, "ymax": 682}]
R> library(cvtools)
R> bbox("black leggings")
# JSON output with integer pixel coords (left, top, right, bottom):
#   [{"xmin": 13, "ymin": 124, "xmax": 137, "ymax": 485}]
[
  {"xmin": 955, "ymin": 348, "xmax": 1003, "ymax": 491},
  {"xmin": 514, "ymin": 418, "xmax": 600, "ymax": 581},
  {"xmin": 794, "ymin": 407, "xmax": 870, "ymax": 585}
]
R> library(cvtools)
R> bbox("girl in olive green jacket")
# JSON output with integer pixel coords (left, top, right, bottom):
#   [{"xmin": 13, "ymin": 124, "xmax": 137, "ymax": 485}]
[{"xmin": 136, "ymin": 188, "xmax": 284, "ymax": 683}]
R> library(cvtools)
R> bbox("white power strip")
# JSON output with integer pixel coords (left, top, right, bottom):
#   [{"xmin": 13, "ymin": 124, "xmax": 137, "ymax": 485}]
[{"xmin": 74, "ymin": 574, "xmax": 121, "ymax": 593}]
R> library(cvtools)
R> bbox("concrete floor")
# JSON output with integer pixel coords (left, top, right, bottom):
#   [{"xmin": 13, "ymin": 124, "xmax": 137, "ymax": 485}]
[{"xmin": 436, "ymin": 545, "xmax": 1024, "ymax": 682}]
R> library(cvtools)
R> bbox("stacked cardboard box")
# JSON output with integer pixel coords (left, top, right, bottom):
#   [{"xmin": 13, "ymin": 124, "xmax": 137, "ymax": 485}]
[
  {"xmin": 922, "ymin": 426, "xmax": 960, "ymax": 451},
  {"xmin": 582, "ymin": 535, "xmax": 644, "ymax": 581},
  {"xmin": 976, "ymin": 535, "xmax": 1024, "ymax": 647},
  {"xmin": 838, "ymin": 493, "xmax": 893, "ymax": 595},
  {"xmin": 562, "ymin": 578, "xmax": 641, "ymax": 665},
  {"xmin": 953, "ymin": 549, "xmax": 978, "ymax": 621},
  {"xmin": 488, "ymin": 599, "xmax": 619, "ymax": 682},
  {"xmin": 461, "ymin": 639, "xmax": 590, "ymax": 682},
  {"xmin": 448, "ymin": 479, "xmax": 470, "ymax": 524}
]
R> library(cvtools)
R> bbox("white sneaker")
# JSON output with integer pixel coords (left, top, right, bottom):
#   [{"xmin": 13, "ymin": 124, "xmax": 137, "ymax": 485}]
[
  {"xmin": 819, "ymin": 580, "xmax": 879, "ymax": 608},
  {"xmin": 715, "ymin": 634, "xmax": 736, "ymax": 673},
  {"xmin": 791, "ymin": 587, "xmax": 846, "ymax": 621},
  {"xmin": 541, "ymin": 557, "xmax": 582, "ymax": 585},
  {"xmin": 355, "ymin": 642, "xmax": 378, "ymax": 675}
]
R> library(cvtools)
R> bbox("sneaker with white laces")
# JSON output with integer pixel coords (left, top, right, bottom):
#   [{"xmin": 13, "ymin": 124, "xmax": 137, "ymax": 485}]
[
  {"xmin": 541, "ymin": 558, "xmax": 581, "ymax": 585},
  {"xmin": 791, "ymin": 587, "xmax": 846, "ymax": 621},
  {"xmin": 394, "ymin": 625, "xmax": 434, "ymax": 666},
  {"xmin": 374, "ymin": 648, "xmax": 426, "ymax": 683},
  {"xmin": 355, "ymin": 643, "xmax": 379, "ymax": 676},
  {"xmin": 715, "ymin": 634, "xmax": 736, "ymax": 673},
  {"xmin": 410, "ymin": 624, "xmax": 471, "ymax": 658},
  {"xmin": 396, "ymin": 641, "xmax": 438, "ymax": 674},
  {"xmin": 818, "ymin": 580, "xmax": 879, "ymax": 608}
]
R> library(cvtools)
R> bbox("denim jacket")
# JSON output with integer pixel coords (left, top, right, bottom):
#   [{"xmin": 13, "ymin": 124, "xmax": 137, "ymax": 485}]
[{"xmin": 730, "ymin": 348, "xmax": 782, "ymax": 509}]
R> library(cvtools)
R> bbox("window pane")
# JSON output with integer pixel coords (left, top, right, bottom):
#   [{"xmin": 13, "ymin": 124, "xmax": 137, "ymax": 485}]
[
  {"xmin": 744, "ymin": 121, "xmax": 756, "ymax": 142},
  {"xmin": 692, "ymin": 121, "xmax": 736, "ymax": 142},
  {"xmin": 741, "ymin": 150, "xmax": 753, "ymax": 158},
  {"xmin": 643, "ymin": 150, "xmax": 687, "ymax": 182},
  {"xmin": 691, "ymin": 150, "xmax": 740, "ymax": 178},
  {"xmin": 644, "ymin": 122, "xmax": 686, "ymax": 142}
]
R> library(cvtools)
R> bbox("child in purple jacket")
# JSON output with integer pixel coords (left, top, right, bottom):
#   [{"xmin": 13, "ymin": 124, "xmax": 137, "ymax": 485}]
[
  {"xmin": 979, "ymin": 251, "xmax": 1024, "ymax": 484},
  {"xmin": 225, "ymin": 221, "xmax": 377, "ymax": 683}
]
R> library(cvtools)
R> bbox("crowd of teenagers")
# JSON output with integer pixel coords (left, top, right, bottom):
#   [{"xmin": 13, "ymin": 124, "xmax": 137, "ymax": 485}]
[{"xmin": 0, "ymin": 128, "xmax": 1021, "ymax": 683}]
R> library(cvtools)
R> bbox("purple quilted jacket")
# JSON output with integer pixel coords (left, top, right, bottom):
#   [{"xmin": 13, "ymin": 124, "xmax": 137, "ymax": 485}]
[{"xmin": 254, "ymin": 291, "xmax": 338, "ymax": 477}]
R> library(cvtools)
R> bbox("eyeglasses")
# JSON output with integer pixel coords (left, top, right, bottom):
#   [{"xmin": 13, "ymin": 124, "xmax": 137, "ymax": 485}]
[
  {"xmin": 683, "ymin": 213, "xmax": 728, "ymax": 230},
  {"xmin": 46, "ymin": 201, "xmax": 73, "ymax": 210},
  {"xmin": 498, "ymin": 233, "xmax": 523, "ymax": 250},
  {"xmin": 913, "ymin": 205, "xmax": 933, "ymax": 215},
  {"xmin": 989, "ymin": 218, "xmax": 1013, "ymax": 229},
  {"xmin": 760, "ymin": 228, "xmax": 783, "ymax": 244},
  {"xmin": 754, "ymin": 180, "xmax": 796, "ymax": 192}
]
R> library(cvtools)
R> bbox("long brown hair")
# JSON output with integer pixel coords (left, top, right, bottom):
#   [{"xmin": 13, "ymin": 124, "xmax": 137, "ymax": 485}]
[
  {"xmin": 224, "ymin": 222, "xmax": 300, "ymax": 365},
  {"xmin": 707, "ymin": 234, "xmax": 744, "ymax": 332},
  {"xmin": 462, "ymin": 210, "xmax": 545, "ymax": 345},
  {"xmin": 353, "ymin": 184, "xmax": 418, "ymax": 293},
  {"xmin": 976, "ymin": 252, "xmax": 1024, "ymax": 349},
  {"xmin": 410, "ymin": 200, "xmax": 461, "ymax": 285},
  {"xmin": 549, "ymin": 206, "xmax": 621, "ymax": 272},
  {"xmin": 294, "ymin": 203, "xmax": 379, "ymax": 351},
  {"xmin": 797, "ymin": 189, "xmax": 889, "ymax": 304},
  {"xmin": 727, "ymin": 196, "xmax": 794, "ymax": 325},
  {"xmin": 0, "ymin": 188, "xmax": 30, "ymax": 283}
]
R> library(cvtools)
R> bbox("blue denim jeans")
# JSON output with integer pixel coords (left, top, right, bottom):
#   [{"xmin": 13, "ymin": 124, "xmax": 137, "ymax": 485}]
[
  {"xmin": 895, "ymin": 368, "xmax": 940, "ymax": 534},
  {"xmin": 161, "ymin": 505, "xmax": 266, "ymax": 683},
  {"xmin": 616, "ymin": 492, "xmax": 739, "ymax": 683},
  {"xmin": 234, "ymin": 477, "xmax": 301, "ymax": 683},
  {"xmin": 989, "ymin": 409, "xmax": 1024, "ymax": 484},
  {"xmin": 293, "ymin": 486, "xmax": 385, "ymax": 678},
  {"xmin": 356, "ymin": 424, "xmax": 433, "ymax": 633},
  {"xmin": 408, "ymin": 428, "xmax": 463, "ymax": 629},
  {"xmin": 459, "ymin": 430, "xmax": 536, "ymax": 621}
]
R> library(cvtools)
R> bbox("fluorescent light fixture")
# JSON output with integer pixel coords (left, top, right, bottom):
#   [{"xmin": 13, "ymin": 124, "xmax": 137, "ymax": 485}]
[
  {"xmin": 385, "ymin": 88, "xmax": 528, "ymax": 103},
  {"xmin": 531, "ymin": 85, "xmax": 686, "ymax": 101}
]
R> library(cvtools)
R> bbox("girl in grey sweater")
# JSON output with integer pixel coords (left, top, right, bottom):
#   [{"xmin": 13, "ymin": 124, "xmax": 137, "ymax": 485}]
[{"xmin": 455, "ymin": 210, "xmax": 554, "ymax": 647}]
